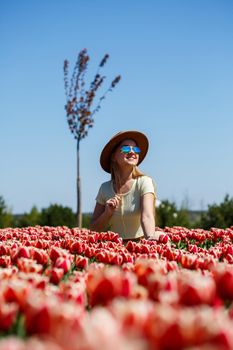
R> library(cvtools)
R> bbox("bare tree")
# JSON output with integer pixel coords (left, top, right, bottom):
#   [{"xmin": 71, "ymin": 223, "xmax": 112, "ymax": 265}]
[{"xmin": 63, "ymin": 49, "xmax": 121, "ymax": 227}]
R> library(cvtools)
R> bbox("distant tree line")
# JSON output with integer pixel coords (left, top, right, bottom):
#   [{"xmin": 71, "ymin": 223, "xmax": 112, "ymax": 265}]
[{"xmin": 0, "ymin": 194, "xmax": 232, "ymax": 230}]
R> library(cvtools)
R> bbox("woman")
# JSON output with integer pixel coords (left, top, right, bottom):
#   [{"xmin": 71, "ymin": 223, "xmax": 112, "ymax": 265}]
[{"xmin": 90, "ymin": 130, "xmax": 162, "ymax": 242}]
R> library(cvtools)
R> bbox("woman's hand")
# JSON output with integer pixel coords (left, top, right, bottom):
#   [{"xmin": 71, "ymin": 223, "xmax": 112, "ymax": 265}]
[
  {"xmin": 146, "ymin": 231, "xmax": 161, "ymax": 241},
  {"xmin": 104, "ymin": 195, "xmax": 121, "ymax": 216},
  {"xmin": 146, "ymin": 231, "xmax": 170, "ymax": 244}
]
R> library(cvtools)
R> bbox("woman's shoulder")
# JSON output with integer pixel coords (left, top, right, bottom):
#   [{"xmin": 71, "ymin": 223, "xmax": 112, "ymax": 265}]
[
  {"xmin": 137, "ymin": 175, "xmax": 154, "ymax": 184},
  {"xmin": 137, "ymin": 175, "xmax": 157, "ymax": 191},
  {"xmin": 99, "ymin": 180, "xmax": 112, "ymax": 191}
]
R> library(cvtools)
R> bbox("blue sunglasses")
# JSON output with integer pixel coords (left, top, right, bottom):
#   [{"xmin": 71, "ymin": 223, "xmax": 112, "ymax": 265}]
[{"xmin": 120, "ymin": 145, "xmax": 141, "ymax": 154}]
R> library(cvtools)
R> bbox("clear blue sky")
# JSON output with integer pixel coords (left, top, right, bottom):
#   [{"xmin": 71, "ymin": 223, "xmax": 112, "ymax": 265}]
[{"xmin": 1, "ymin": 0, "xmax": 233, "ymax": 214}]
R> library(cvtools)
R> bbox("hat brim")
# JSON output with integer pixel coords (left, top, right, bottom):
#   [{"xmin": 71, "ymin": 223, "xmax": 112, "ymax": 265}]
[{"xmin": 100, "ymin": 130, "xmax": 149, "ymax": 173}]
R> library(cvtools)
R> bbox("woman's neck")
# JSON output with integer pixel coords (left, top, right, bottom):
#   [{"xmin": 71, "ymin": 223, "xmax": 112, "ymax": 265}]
[
  {"xmin": 113, "ymin": 167, "xmax": 135, "ymax": 194},
  {"xmin": 118, "ymin": 167, "xmax": 134, "ymax": 184}
]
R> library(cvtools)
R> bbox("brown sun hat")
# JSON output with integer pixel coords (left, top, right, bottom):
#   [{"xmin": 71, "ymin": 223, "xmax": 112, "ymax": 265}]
[{"xmin": 100, "ymin": 130, "xmax": 149, "ymax": 173}]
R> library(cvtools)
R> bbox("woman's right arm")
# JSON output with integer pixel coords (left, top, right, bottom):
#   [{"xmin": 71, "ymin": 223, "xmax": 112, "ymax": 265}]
[
  {"xmin": 90, "ymin": 195, "xmax": 121, "ymax": 232},
  {"xmin": 89, "ymin": 203, "xmax": 111, "ymax": 232}
]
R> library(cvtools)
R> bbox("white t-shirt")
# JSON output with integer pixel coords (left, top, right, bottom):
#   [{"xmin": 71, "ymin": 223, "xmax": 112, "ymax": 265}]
[{"xmin": 95, "ymin": 175, "xmax": 156, "ymax": 239}]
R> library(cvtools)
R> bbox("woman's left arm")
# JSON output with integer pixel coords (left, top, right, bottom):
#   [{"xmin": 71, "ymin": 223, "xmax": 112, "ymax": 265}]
[{"xmin": 141, "ymin": 193, "xmax": 161, "ymax": 240}]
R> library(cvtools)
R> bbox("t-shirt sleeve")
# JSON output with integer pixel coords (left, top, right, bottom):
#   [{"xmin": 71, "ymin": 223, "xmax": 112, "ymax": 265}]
[
  {"xmin": 95, "ymin": 184, "xmax": 106, "ymax": 205},
  {"xmin": 139, "ymin": 176, "xmax": 156, "ymax": 197}
]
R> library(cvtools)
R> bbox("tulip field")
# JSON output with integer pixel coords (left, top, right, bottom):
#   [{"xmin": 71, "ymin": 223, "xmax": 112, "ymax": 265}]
[{"xmin": 0, "ymin": 226, "xmax": 233, "ymax": 349}]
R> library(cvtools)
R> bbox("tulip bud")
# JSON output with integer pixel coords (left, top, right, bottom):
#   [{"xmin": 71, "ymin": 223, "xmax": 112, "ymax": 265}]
[{"xmin": 55, "ymin": 257, "xmax": 71, "ymax": 274}]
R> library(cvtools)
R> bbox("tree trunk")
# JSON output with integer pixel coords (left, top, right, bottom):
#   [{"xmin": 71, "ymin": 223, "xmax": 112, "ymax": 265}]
[{"xmin": 77, "ymin": 139, "xmax": 82, "ymax": 227}]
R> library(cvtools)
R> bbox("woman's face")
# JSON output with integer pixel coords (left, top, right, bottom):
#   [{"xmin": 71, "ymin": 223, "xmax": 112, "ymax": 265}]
[{"xmin": 112, "ymin": 139, "xmax": 140, "ymax": 169}]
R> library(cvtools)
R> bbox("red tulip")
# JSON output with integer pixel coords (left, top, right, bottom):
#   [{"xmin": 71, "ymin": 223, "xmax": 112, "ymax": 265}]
[
  {"xmin": 49, "ymin": 267, "xmax": 64, "ymax": 284},
  {"xmin": 110, "ymin": 254, "xmax": 123, "ymax": 266},
  {"xmin": 25, "ymin": 304, "xmax": 51, "ymax": 335},
  {"xmin": 178, "ymin": 271, "xmax": 216, "ymax": 306},
  {"xmin": 0, "ymin": 302, "xmax": 19, "ymax": 331},
  {"xmin": 55, "ymin": 257, "xmax": 71, "ymax": 274},
  {"xmin": 32, "ymin": 248, "xmax": 48, "ymax": 265},
  {"xmin": 0, "ymin": 244, "xmax": 9, "ymax": 256},
  {"xmin": 70, "ymin": 240, "xmax": 85, "ymax": 254},
  {"xmin": 17, "ymin": 246, "xmax": 31, "ymax": 259},
  {"xmin": 3, "ymin": 279, "xmax": 30, "ymax": 310},
  {"xmin": 49, "ymin": 247, "xmax": 62, "ymax": 263},
  {"xmin": 159, "ymin": 234, "xmax": 169, "ymax": 244},
  {"xmin": 84, "ymin": 246, "xmax": 96, "ymax": 258},
  {"xmin": 75, "ymin": 256, "xmax": 88, "ymax": 270},
  {"xmin": 0, "ymin": 255, "xmax": 11, "ymax": 268},
  {"xmin": 214, "ymin": 267, "xmax": 233, "ymax": 300}
]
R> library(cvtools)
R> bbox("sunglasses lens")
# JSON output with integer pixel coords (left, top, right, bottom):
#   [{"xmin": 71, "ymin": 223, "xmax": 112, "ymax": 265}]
[
  {"xmin": 133, "ymin": 146, "xmax": 141, "ymax": 154},
  {"xmin": 120, "ymin": 146, "xmax": 131, "ymax": 153}
]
